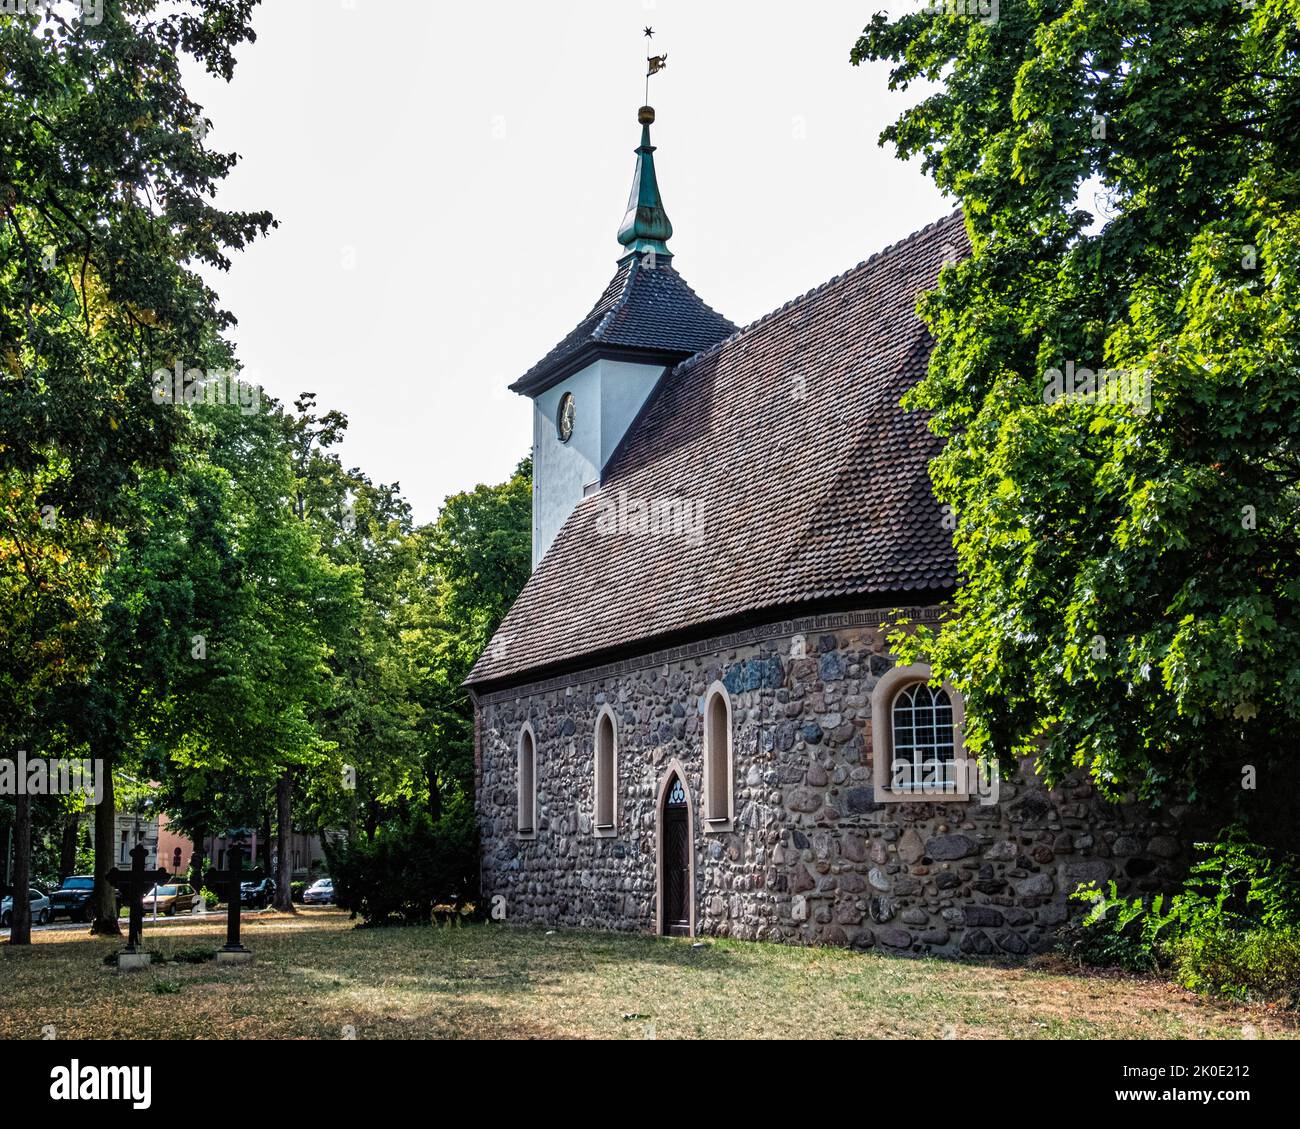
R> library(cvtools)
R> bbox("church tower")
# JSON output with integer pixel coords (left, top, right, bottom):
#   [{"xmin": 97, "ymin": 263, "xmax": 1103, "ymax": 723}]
[{"xmin": 512, "ymin": 104, "xmax": 734, "ymax": 568}]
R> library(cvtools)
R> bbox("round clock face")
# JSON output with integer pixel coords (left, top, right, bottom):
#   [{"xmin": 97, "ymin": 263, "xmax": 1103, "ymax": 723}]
[{"xmin": 556, "ymin": 392, "xmax": 575, "ymax": 443}]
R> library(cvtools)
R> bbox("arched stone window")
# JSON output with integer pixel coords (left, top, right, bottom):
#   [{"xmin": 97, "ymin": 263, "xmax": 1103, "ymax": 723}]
[
  {"xmin": 517, "ymin": 724, "xmax": 537, "ymax": 837},
  {"xmin": 593, "ymin": 706, "xmax": 618, "ymax": 837},
  {"xmin": 702, "ymin": 682, "xmax": 734, "ymax": 832},
  {"xmin": 871, "ymin": 664, "xmax": 969, "ymax": 802}
]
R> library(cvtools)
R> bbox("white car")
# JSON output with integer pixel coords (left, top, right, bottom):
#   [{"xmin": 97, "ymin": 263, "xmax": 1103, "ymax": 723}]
[
  {"xmin": 302, "ymin": 878, "xmax": 335, "ymax": 905},
  {"xmin": 1, "ymin": 888, "xmax": 51, "ymax": 927}
]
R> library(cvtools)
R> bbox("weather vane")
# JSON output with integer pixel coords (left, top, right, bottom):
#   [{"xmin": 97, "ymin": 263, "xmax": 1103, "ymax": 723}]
[{"xmin": 643, "ymin": 26, "xmax": 667, "ymax": 105}]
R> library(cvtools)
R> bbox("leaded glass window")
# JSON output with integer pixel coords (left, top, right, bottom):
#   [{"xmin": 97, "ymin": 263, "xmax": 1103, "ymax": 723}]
[{"xmin": 890, "ymin": 682, "xmax": 956, "ymax": 793}]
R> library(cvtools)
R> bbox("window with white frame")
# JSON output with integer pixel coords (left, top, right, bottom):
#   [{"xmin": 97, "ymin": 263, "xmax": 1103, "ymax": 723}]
[{"xmin": 871, "ymin": 663, "xmax": 969, "ymax": 802}]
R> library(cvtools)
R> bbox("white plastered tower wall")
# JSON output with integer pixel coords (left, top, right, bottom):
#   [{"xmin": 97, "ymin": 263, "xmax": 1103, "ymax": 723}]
[{"xmin": 530, "ymin": 357, "xmax": 666, "ymax": 568}]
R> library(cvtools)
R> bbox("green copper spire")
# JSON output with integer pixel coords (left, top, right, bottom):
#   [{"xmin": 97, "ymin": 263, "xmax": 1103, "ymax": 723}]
[{"xmin": 617, "ymin": 106, "xmax": 674, "ymax": 261}]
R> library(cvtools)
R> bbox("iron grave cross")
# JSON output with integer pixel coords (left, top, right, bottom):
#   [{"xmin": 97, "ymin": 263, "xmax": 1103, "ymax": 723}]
[
  {"xmin": 203, "ymin": 841, "xmax": 263, "ymax": 955},
  {"xmin": 106, "ymin": 843, "xmax": 169, "ymax": 954}
]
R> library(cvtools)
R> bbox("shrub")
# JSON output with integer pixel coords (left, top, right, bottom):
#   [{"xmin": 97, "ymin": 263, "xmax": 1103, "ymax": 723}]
[
  {"xmin": 290, "ymin": 881, "xmax": 307, "ymax": 904},
  {"xmin": 1171, "ymin": 928, "xmax": 1300, "ymax": 1003},
  {"xmin": 324, "ymin": 795, "xmax": 478, "ymax": 926},
  {"xmin": 1061, "ymin": 827, "xmax": 1300, "ymax": 1002},
  {"xmin": 200, "ymin": 887, "xmax": 220, "ymax": 910},
  {"xmin": 1162, "ymin": 831, "xmax": 1300, "ymax": 932},
  {"xmin": 1058, "ymin": 887, "xmax": 1168, "ymax": 973}
]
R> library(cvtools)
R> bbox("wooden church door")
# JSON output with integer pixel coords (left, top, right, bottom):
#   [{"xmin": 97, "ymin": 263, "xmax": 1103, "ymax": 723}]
[{"xmin": 662, "ymin": 774, "xmax": 690, "ymax": 936}]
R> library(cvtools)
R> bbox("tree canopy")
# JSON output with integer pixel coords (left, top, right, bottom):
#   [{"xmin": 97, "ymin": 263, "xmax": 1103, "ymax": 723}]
[
  {"xmin": 854, "ymin": 1, "xmax": 1300, "ymax": 834},
  {"xmin": 1, "ymin": 3, "xmax": 532, "ymax": 940}
]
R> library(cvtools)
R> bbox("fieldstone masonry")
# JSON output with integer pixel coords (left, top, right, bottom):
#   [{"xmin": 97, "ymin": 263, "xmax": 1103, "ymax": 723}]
[{"xmin": 475, "ymin": 607, "xmax": 1184, "ymax": 956}]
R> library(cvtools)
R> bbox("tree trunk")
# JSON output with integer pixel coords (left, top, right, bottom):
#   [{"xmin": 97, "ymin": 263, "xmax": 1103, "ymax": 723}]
[
  {"xmin": 260, "ymin": 808, "xmax": 273, "ymax": 874},
  {"xmin": 90, "ymin": 757, "xmax": 121, "ymax": 935},
  {"xmin": 8, "ymin": 793, "xmax": 32, "ymax": 945},
  {"xmin": 274, "ymin": 770, "xmax": 294, "ymax": 912},
  {"xmin": 58, "ymin": 813, "xmax": 79, "ymax": 881}
]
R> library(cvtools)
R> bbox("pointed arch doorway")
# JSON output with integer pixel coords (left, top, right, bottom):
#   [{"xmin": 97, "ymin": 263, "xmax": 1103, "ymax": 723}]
[{"xmin": 655, "ymin": 762, "xmax": 695, "ymax": 937}]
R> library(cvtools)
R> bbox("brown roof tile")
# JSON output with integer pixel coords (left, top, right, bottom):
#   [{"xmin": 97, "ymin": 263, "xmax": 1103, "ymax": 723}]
[{"xmin": 468, "ymin": 211, "xmax": 968, "ymax": 689}]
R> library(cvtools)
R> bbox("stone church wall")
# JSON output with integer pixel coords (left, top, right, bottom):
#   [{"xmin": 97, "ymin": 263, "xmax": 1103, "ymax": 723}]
[{"xmin": 474, "ymin": 606, "xmax": 1185, "ymax": 956}]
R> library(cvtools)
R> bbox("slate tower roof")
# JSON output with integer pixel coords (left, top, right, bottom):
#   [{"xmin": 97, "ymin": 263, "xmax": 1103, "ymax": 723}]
[{"xmin": 510, "ymin": 254, "xmax": 736, "ymax": 398}]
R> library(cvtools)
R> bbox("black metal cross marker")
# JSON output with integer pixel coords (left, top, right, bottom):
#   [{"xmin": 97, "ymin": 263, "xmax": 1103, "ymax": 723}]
[
  {"xmin": 106, "ymin": 843, "xmax": 169, "ymax": 954},
  {"xmin": 203, "ymin": 843, "xmax": 263, "ymax": 954}
]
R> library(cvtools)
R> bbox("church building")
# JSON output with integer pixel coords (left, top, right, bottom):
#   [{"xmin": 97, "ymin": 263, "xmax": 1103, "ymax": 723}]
[{"xmin": 464, "ymin": 104, "xmax": 1182, "ymax": 955}]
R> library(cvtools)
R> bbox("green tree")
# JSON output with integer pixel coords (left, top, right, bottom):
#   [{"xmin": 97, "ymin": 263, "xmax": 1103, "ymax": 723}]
[
  {"xmin": 1, "ymin": 0, "xmax": 274, "ymax": 938},
  {"xmin": 304, "ymin": 471, "xmax": 425, "ymax": 843},
  {"xmin": 854, "ymin": 1, "xmax": 1300, "ymax": 838},
  {"xmin": 307, "ymin": 457, "xmax": 532, "ymax": 850},
  {"xmin": 409, "ymin": 458, "xmax": 532, "ymax": 818},
  {"xmin": 178, "ymin": 397, "xmax": 360, "ymax": 912}
]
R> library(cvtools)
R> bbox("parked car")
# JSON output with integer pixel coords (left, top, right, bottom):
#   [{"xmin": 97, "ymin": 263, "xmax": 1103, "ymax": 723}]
[
  {"xmin": 302, "ymin": 878, "xmax": 335, "ymax": 905},
  {"xmin": 48, "ymin": 875, "xmax": 119, "ymax": 922},
  {"xmin": 141, "ymin": 883, "xmax": 200, "ymax": 916},
  {"xmin": 239, "ymin": 877, "xmax": 276, "ymax": 909},
  {"xmin": 1, "ymin": 888, "xmax": 50, "ymax": 927}
]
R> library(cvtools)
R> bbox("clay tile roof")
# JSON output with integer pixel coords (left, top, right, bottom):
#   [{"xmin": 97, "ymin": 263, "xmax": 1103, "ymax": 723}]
[
  {"xmin": 469, "ymin": 210, "xmax": 968, "ymax": 690},
  {"xmin": 509, "ymin": 257, "xmax": 736, "ymax": 396}
]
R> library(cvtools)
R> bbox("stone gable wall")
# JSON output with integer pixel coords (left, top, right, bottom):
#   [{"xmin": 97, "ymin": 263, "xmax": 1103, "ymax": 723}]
[{"xmin": 475, "ymin": 608, "xmax": 1184, "ymax": 955}]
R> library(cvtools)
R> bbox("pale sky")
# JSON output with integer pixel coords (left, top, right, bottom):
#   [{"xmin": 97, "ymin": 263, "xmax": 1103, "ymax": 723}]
[{"xmin": 186, "ymin": 0, "xmax": 948, "ymax": 524}]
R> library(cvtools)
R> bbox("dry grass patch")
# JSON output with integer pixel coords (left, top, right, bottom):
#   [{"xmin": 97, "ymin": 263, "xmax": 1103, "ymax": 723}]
[{"xmin": 0, "ymin": 911, "xmax": 1294, "ymax": 1040}]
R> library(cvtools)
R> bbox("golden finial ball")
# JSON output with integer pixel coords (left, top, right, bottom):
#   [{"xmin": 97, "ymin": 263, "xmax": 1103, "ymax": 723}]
[{"xmin": 638, "ymin": 106, "xmax": 656, "ymax": 125}]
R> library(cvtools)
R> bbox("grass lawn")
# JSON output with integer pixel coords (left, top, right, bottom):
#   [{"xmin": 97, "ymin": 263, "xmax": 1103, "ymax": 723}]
[{"xmin": 0, "ymin": 909, "xmax": 1294, "ymax": 1040}]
